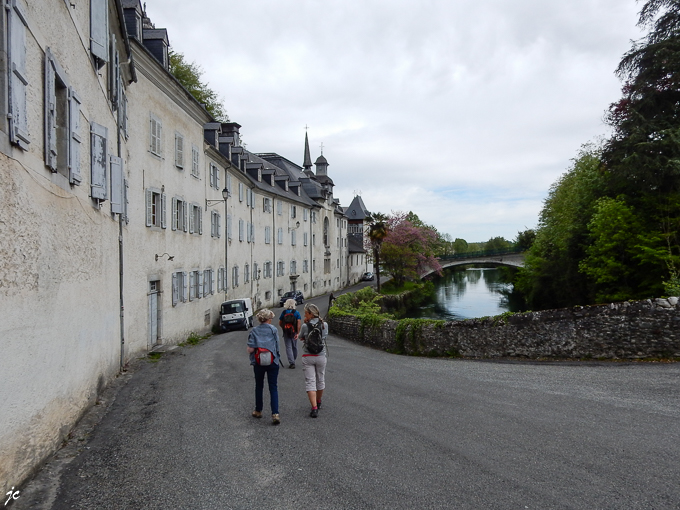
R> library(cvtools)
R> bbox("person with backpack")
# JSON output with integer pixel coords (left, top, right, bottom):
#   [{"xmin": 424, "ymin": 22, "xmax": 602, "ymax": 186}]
[
  {"xmin": 246, "ymin": 309, "xmax": 282, "ymax": 425},
  {"xmin": 298, "ymin": 303, "xmax": 329, "ymax": 418},
  {"xmin": 278, "ymin": 299, "xmax": 302, "ymax": 369}
]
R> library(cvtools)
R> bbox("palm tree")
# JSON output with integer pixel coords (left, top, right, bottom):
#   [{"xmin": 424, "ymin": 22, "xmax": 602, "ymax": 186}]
[{"xmin": 366, "ymin": 212, "xmax": 388, "ymax": 293}]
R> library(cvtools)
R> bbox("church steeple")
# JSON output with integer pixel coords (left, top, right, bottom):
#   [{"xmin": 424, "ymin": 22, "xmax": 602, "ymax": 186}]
[{"xmin": 303, "ymin": 130, "xmax": 312, "ymax": 172}]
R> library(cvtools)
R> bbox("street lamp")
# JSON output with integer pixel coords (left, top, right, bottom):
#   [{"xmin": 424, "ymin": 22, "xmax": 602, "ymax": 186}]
[{"xmin": 205, "ymin": 187, "xmax": 230, "ymax": 209}]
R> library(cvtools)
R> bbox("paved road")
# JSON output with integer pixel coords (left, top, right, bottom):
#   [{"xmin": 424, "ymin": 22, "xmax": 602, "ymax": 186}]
[{"xmin": 14, "ymin": 290, "xmax": 680, "ymax": 509}]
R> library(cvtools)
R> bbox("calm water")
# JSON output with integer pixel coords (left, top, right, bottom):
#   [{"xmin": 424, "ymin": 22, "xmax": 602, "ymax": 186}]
[{"xmin": 406, "ymin": 267, "xmax": 524, "ymax": 320}]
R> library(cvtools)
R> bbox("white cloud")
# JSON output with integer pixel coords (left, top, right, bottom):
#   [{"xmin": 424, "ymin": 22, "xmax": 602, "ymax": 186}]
[{"xmin": 149, "ymin": 0, "xmax": 643, "ymax": 241}]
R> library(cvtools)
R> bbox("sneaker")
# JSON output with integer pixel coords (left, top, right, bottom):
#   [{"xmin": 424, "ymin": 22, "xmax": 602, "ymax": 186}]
[
  {"xmin": 317, "ymin": 401, "xmax": 322, "ymax": 409},
  {"xmin": 289, "ymin": 363, "xmax": 295, "ymax": 369},
  {"xmin": 272, "ymin": 414, "xmax": 281, "ymax": 425},
  {"xmin": 252, "ymin": 410, "xmax": 262, "ymax": 419},
  {"xmin": 310, "ymin": 408, "xmax": 318, "ymax": 418}
]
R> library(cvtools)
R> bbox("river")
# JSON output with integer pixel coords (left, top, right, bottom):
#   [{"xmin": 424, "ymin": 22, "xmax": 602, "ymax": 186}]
[{"xmin": 404, "ymin": 266, "xmax": 526, "ymax": 320}]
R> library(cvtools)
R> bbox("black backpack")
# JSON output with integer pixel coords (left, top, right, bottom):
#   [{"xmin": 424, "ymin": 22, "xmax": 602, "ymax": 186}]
[{"xmin": 305, "ymin": 320, "xmax": 325, "ymax": 354}]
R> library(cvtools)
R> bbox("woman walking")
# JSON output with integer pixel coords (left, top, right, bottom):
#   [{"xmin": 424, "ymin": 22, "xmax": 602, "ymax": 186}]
[
  {"xmin": 279, "ymin": 299, "xmax": 302, "ymax": 369},
  {"xmin": 298, "ymin": 303, "xmax": 329, "ymax": 418},
  {"xmin": 246, "ymin": 309, "xmax": 281, "ymax": 425}
]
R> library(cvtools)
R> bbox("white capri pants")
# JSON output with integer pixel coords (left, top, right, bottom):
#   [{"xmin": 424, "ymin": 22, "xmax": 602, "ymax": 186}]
[{"xmin": 302, "ymin": 355, "xmax": 327, "ymax": 392}]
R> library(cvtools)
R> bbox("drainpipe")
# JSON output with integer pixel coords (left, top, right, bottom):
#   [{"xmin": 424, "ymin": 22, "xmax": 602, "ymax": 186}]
[{"xmin": 117, "ymin": 108, "xmax": 125, "ymax": 371}]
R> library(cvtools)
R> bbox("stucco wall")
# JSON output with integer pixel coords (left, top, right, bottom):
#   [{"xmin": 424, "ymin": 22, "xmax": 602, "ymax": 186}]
[{"xmin": 329, "ymin": 298, "xmax": 680, "ymax": 359}]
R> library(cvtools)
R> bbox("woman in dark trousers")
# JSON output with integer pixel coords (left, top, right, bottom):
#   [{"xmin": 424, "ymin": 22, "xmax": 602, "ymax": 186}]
[{"xmin": 246, "ymin": 309, "xmax": 281, "ymax": 425}]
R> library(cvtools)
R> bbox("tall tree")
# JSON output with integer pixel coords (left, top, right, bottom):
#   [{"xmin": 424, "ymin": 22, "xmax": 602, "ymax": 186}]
[
  {"xmin": 365, "ymin": 212, "xmax": 389, "ymax": 292},
  {"xmin": 169, "ymin": 50, "xmax": 228, "ymax": 121}
]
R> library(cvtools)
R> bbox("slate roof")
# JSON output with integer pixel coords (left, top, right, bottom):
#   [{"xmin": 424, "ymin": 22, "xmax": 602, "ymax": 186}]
[{"xmin": 346, "ymin": 195, "xmax": 369, "ymax": 220}]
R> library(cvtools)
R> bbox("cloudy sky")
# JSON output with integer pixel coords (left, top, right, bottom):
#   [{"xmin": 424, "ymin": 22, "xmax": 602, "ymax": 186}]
[{"xmin": 150, "ymin": 0, "xmax": 643, "ymax": 242}]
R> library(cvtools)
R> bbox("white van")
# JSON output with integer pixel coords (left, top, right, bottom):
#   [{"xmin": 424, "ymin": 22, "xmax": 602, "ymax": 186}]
[{"xmin": 220, "ymin": 298, "xmax": 253, "ymax": 332}]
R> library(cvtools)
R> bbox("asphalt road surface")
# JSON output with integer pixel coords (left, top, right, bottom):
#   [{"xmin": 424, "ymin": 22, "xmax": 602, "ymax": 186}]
[{"xmin": 14, "ymin": 290, "xmax": 680, "ymax": 510}]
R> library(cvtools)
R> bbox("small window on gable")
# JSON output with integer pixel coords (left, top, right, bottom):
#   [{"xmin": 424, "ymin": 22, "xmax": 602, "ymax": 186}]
[
  {"xmin": 175, "ymin": 132, "xmax": 184, "ymax": 168},
  {"xmin": 8, "ymin": 0, "xmax": 30, "ymax": 150},
  {"xmin": 149, "ymin": 114, "xmax": 162, "ymax": 156}
]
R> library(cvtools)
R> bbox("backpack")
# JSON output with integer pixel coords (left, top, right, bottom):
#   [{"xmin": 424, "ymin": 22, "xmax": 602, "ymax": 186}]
[
  {"xmin": 255, "ymin": 347, "xmax": 273, "ymax": 366},
  {"xmin": 282, "ymin": 310, "xmax": 297, "ymax": 335},
  {"xmin": 305, "ymin": 320, "xmax": 325, "ymax": 355}
]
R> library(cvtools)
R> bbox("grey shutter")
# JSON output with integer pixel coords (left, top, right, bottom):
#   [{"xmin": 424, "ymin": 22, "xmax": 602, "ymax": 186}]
[
  {"xmin": 108, "ymin": 33, "xmax": 119, "ymax": 109},
  {"xmin": 110, "ymin": 155, "xmax": 123, "ymax": 214},
  {"xmin": 198, "ymin": 207, "xmax": 203, "ymax": 235},
  {"xmin": 90, "ymin": 0, "xmax": 109, "ymax": 66},
  {"xmin": 189, "ymin": 271, "xmax": 195, "ymax": 301},
  {"xmin": 44, "ymin": 52, "xmax": 57, "ymax": 171},
  {"xmin": 90, "ymin": 122, "xmax": 108, "ymax": 200},
  {"xmin": 216, "ymin": 166, "xmax": 220, "ymax": 189},
  {"xmin": 227, "ymin": 215, "xmax": 232, "ymax": 240},
  {"xmin": 198, "ymin": 271, "xmax": 204, "ymax": 298},
  {"xmin": 171, "ymin": 197, "xmax": 178, "ymax": 230},
  {"xmin": 175, "ymin": 134, "xmax": 183, "ymax": 168},
  {"xmin": 9, "ymin": 0, "xmax": 29, "ymax": 148},
  {"xmin": 183, "ymin": 202, "xmax": 188, "ymax": 232},
  {"xmin": 160, "ymin": 193, "xmax": 167, "ymax": 229},
  {"xmin": 69, "ymin": 88, "xmax": 82, "ymax": 184},
  {"xmin": 172, "ymin": 272, "xmax": 178, "ymax": 306},
  {"xmin": 217, "ymin": 214, "xmax": 221, "ymax": 238},
  {"xmin": 145, "ymin": 189, "xmax": 152, "ymax": 226},
  {"xmin": 211, "ymin": 270, "xmax": 215, "ymax": 294},
  {"xmin": 182, "ymin": 272, "xmax": 188, "ymax": 302},
  {"xmin": 189, "ymin": 206, "xmax": 194, "ymax": 234}
]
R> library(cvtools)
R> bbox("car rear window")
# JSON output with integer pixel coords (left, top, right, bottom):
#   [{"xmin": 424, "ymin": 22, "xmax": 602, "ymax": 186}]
[{"xmin": 222, "ymin": 302, "xmax": 244, "ymax": 314}]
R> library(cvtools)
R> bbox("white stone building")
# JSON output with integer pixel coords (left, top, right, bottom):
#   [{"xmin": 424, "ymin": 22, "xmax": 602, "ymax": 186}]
[{"xmin": 0, "ymin": 0, "xmax": 367, "ymax": 492}]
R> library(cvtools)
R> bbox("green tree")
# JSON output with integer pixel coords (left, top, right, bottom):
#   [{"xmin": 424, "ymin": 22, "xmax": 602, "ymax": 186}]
[
  {"xmin": 169, "ymin": 50, "xmax": 227, "ymax": 121},
  {"xmin": 484, "ymin": 236, "xmax": 511, "ymax": 252},
  {"xmin": 453, "ymin": 238, "xmax": 468, "ymax": 254},
  {"xmin": 365, "ymin": 212, "xmax": 389, "ymax": 293},
  {"xmin": 514, "ymin": 229, "xmax": 536, "ymax": 252}
]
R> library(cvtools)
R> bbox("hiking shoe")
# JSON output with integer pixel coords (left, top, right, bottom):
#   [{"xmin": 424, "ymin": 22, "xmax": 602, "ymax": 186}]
[
  {"xmin": 310, "ymin": 408, "xmax": 318, "ymax": 418},
  {"xmin": 252, "ymin": 410, "xmax": 262, "ymax": 419},
  {"xmin": 289, "ymin": 363, "xmax": 295, "ymax": 369},
  {"xmin": 272, "ymin": 414, "xmax": 281, "ymax": 425}
]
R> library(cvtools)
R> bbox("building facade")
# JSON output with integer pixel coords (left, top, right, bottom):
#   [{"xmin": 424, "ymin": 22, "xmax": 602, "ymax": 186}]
[{"xmin": 0, "ymin": 0, "xmax": 367, "ymax": 492}]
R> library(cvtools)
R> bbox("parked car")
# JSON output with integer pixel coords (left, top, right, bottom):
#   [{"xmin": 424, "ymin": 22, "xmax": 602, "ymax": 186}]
[
  {"xmin": 361, "ymin": 272, "xmax": 375, "ymax": 281},
  {"xmin": 279, "ymin": 290, "xmax": 304, "ymax": 307},
  {"xmin": 220, "ymin": 298, "xmax": 254, "ymax": 331}
]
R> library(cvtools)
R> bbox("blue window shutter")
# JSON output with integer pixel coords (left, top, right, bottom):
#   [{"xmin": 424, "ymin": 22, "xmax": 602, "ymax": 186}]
[
  {"xmin": 90, "ymin": 0, "xmax": 108, "ymax": 66},
  {"xmin": 44, "ymin": 51, "xmax": 57, "ymax": 171},
  {"xmin": 69, "ymin": 88, "xmax": 82, "ymax": 185},
  {"xmin": 160, "ymin": 193, "xmax": 167, "ymax": 228},
  {"xmin": 110, "ymin": 155, "xmax": 123, "ymax": 214},
  {"xmin": 171, "ymin": 197, "xmax": 177, "ymax": 231},
  {"xmin": 90, "ymin": 122, "xmax": 108, "ymax": 200},
  {"xmin": 172, "ymin": 272, "xmax": 178, "ymax": 306},
  {"xmin": 9, "ymin": 0, "xmax": 29, "ymax": 149},
  {"xmin": 145, "ymin": 189, "xmax": 152, "ymax": 226}
]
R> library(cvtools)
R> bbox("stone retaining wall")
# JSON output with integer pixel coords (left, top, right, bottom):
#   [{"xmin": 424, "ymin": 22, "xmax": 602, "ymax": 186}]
[{"xmin": 329, "ymin": 298, "xmax": 680, "ymax": 359}]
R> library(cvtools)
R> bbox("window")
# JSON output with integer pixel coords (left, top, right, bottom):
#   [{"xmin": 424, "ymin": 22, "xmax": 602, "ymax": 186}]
[
  {"xmin": 313, "ymin": 233, "xmax": 316, "ymax": 246},
  {"xmin": 239, "ymin": 182, "xmax": 244, "ymax": 202},
  {"xmin": 311, "ymin": 211, "xmax": 317, "ymax": 223},
  {"xmin": 145, "ymin": 188, "xmax": 166, "ymax": 228},
  {"xmin": 189, "ymin": 270, "xmax": 201, "ymax": 300},
  {"xmin": 253, "ymin": 263, "xmax": 259, "ymax": 280},
  {"xmin": 45, "ymin": 49, "xmax": 82, "ymax": 184},
  {"xmin": 324, "ymin": 258, "xmax": 331, "ymax": 274},
  {"xmin": 304, "ymin": 232, "xmax": 308, "ymax": 246},
  {"xmin": 277, "ymin": 228, "xmax": 283, "ymax": 245},
  {"xmin": 232, "ymin": 266, "xmax": 239, "ymax": 288},
  {"xmin": 303, "ymin": 259, "xmax": 309, "ymax": 273},
  {"xmin": 265, "ymin": 226, "xmax": 271, "ymax": 244},
  {"xmin": 210, "ymin": 163, "xmax": 220, "ymax": 189},
  {"xmin": 277, "ymin": 200, "xmax": 282, "ymax": 215},
  {"xmin": 313, "ymin": 259, "xmax": 316, "ymax": 272},
  {"xmin": 90, "ymin": 0, "xmax": 109, "ymax": 68},
  {"xmin": 90, "ymin": 122, "xmax": 108, "ymax": 200},
  {"xmin": 250, "ymin": 190, "xmax": 256, "ymax": 209},
  {"xmin": 291, "ymin": 230, "xmax": 296, "ymax": 246},
  {"xmin": 246, "ymin": 188, "xmax": 251, "ymax": 207},
  {"xmin": 211, "ymin": 211, "xmax": 221, "ymax": 238},
  {"xmin": 175, "ymin": 133, "xmax": 184, "ymax": 168},
  {"xmin": 172, "ymin": 196, "xmax": 187, "ymax": 232},
  {"xmin": 203, "ymin": 269, "xmax": 214, "ymax": 296},
  {"xmin": 277, "ymin": 260, "xmax": 285, "ymax": 277},
  {"xmin": 217, "ymin": 267, "xmax": 224, "ymax": 292},
  {"xmin": 263, "ymin": 197, "xmax": 272, "ymax": 213},
  {"xmin": 263, "ymin": 261, "xmax": 272, "ymax": 279},
  {"xmin": 7, "ymin": 0, "xmax": 30, "ymax": 150},
  {"xmin": 304, "ymin": 209, "xmax": 308, "ymax": 221},
  {"xmin": 108, "ymin": 34, "xmax": 120, "ymax": 110},
  {"xmin": 191, "ymin": 145, "xmax": 200, "ymax": 177},
  {"xmin": 239, "ymin": 219, "xmax": 244, "ymax": 242},
  {"xmin": 250, "ymin": 222, "xmax": 255, "ymax": 243},
  {"xmin": 149, "ymin": 114, "xmax": 162, "ymax": 156},
  {"xmin": 172, "ymin": 271, "xmax": 188, "ymax": 306},
  {"xmin": 291, "ymin": 205, "xmax": 297, "ymax": 218},
  {"xmin": 323, "ymin": 217, "xmax": 329, "ymax": 246},
  {"xmin": 227, "ymin": 214, "xmax": 232, "ymax": 240},
  {"xmin": 244, "ymin": 264, "xmax": 250, "ymax": 283},
  {"xmin": 246, "ymin": 221, "xmax": 251, "ymax": 243},
  {"xmin": 189, "ymin": 204, "xmax": 202, "ymax": 234},
  {"xmin": 290, "ymin": 260, "xmax": 297, "ymax": 275}
]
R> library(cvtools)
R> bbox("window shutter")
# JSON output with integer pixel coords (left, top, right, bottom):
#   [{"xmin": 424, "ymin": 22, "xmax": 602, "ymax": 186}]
[
  {"xmin": 217, "ymin": 213, "xmax": 221, "ymax": 238},
  {"xmin": 183, "ymin": 202, "xmax": 188, "ymax": 232},
  {"xmin": 69, "ymin": 88, "xmax": 82, "ymax": 185},
  {"xmin": 189, "ymin": 271, "xmax": 195, "ymax": 301},
  {"xmin": 198, "ymin": 271, "xmax": 204, "ymax": 298},
  {"xmin": 108, "ymin": 33, "xmax": 119, "ymax": 109},
  {"xmin": 161, "ymin": 193, "xmax": 167, "ymax": 229},
  {"xmin": 172, "ymin": 272, "xmax": 178, "ymax": 306},
  {"xmin": 110, "ymin": 155, "xmax": 124, "ymax": 214},
  {"xmin": 216, "ymin": 166, "xmax": 220, "ymax": 189},
  {"xmin": 9, "ymin": 0, "xmax": 30, "ymax": 149},
  {"xmin": 145, "ymin": 189, "xmax": 152, "ymax": 226},
  {"xmin": 90, "ymin": 0, "xmax": 109, "ymax": 66},
  {"xmin": 182, "ymin": 272, "xmax": 188, "ymax": 302},
  {"xmin": 171, "ymin": 197, "xmax": 178, "ymax": 231},
  {"xmin": 175, "ymin": 134, "xmax": 184, "ymax": 168},
  {"xmin": 189, "ymin": 205, "xmax": 195, "ymax": 234},
  {"xmin": 246, "ymin": 221, "xmax": 251, "ymax": 243},
  {"xmin": 90, "ymin": 122, "xmax": 108, "ymax": 200},
  {"xmin": 211, "ymin": 270, "xmax": 215, "ymax": 294},
  {"xmin": 44, "ymin": 52, "xmax": 57, "ymax": 171},
  {"xmin": 120, "ymin": 90, "xmax": 128, "ymax": 139},
  {"xmin": 227, "ymin": 215, "xmax": 232, "ymax": 240}
]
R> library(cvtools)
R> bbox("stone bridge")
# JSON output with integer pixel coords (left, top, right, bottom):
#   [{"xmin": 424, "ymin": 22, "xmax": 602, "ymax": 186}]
[{"xmin": 421, "ymin": 251, "xmax": 525, "ymax": 277}]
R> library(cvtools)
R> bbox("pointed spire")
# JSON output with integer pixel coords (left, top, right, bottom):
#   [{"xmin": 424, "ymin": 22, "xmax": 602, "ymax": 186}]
[{"xmin": 303, "ymin": 129, "xmax": 312, "ymax": 171}]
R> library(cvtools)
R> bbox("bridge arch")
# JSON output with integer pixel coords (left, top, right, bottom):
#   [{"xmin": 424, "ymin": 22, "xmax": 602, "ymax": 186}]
[{"xmin": 421, "ymin": 252, "xmax": 525, "ymax": 278}]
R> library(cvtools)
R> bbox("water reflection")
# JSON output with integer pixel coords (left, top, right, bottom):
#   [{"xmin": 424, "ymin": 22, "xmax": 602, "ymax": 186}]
[{"xmin": 405, "ymin": 266, "xmax": 525, "ymax": 320}]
